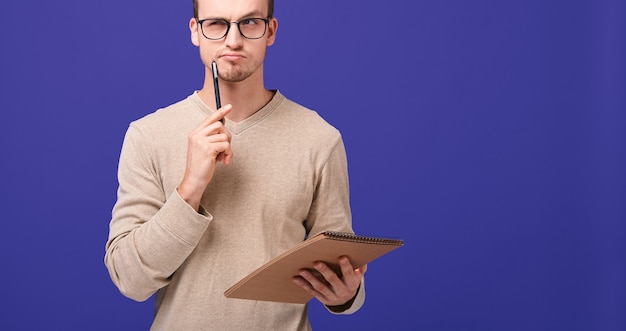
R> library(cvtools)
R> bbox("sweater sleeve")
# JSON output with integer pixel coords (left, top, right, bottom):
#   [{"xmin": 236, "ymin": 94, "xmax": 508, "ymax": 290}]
[
  {"xmin": 306, "ymin": 136, "xmax": 366, "ymax": 314},
  {"xmin": 104, "ymin": 124, "xmax": 212, "ymax": 302},
  {"xmin": 306, "ymin": 137, "xmax": 353, "ymax": 236}
]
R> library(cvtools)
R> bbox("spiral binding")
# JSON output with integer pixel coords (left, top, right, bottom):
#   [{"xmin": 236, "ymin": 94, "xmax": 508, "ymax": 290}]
[{"xmin": 322, "ymin": 231, "xmax": 404, "ymax": 246}]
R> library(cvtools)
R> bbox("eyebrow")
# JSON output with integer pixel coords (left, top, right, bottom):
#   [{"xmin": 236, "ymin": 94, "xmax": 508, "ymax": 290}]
[{"xmin": 202, "ymin": 10, "xmax": 267, "ymax": 21}]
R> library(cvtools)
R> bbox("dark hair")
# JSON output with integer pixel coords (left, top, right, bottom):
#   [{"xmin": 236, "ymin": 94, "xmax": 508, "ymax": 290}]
[{"xmin": 193, "ymin": 0, "xmax": 274, "ymax": 19}]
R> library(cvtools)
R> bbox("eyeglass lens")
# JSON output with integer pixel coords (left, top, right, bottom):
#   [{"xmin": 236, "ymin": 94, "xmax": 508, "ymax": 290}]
[{"xmin": 201, "ymin": 18, "xmax": 267, "ymax": 39}]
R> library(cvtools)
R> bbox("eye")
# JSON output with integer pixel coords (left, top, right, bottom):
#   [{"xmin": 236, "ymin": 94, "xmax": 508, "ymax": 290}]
[
  {"xmin": 205, "ymin": 19, "xmax": 228, "ymax": 27},
  {"xmin": 240, "ymin": 18, "xmax": 259, "ymax": 26}
]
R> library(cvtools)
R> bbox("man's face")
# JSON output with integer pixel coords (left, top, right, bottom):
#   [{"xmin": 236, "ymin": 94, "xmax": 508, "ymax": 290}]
[{"xmin": 190, "ymin": 0, "xmax": 277, "ymax": 83}]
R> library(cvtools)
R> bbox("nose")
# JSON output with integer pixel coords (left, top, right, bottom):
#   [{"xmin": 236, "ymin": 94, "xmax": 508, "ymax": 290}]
[{"xmin": 224, "ymin": 22, "xmax": 244, "ymax": 49}]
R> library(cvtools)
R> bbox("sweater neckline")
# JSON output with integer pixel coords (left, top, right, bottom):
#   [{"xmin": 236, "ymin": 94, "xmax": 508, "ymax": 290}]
[{"xmin": 189, "ymin": 90, "xmax": 284, "ymax": 135}]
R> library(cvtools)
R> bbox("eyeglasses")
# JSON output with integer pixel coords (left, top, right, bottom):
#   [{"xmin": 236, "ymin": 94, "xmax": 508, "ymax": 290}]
[{"xmin": 197, "ymin": 17, "xmax": 270, "ymax": 40}]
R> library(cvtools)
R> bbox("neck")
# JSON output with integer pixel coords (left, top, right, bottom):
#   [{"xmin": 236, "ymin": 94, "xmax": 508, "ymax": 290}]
[{"xmin": 198, "ymin": 66, "xmax": 273, "ymax": 123}]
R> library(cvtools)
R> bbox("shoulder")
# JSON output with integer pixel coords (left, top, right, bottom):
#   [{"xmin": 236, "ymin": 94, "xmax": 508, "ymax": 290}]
[
  {"xmin": 274, "ymin": 93, "xmax": 342, "ymax": 142},
  {"xmin": 128, "ymin": 94, "xmax": 203, "ymax": 138},
  {"xmin": 131, "ymin": 94, "xmax": 200, "ymax": 128}
]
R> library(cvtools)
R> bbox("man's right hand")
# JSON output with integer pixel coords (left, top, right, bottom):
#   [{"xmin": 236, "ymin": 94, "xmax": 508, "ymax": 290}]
[{"xmin": 177, "ymin": 104, "xmax": 233, "ymax": 211}]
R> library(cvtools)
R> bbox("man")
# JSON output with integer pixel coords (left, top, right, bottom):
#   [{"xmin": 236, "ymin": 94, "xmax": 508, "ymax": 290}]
[{"xmin": 104, "ymin": 0, "xmax": 366, "ymax": 329}]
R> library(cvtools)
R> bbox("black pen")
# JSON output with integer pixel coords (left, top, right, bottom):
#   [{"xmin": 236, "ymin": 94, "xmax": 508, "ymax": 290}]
[{"xmin": 211, "ymin": 61, "xmax": 224, "ymax": 123}]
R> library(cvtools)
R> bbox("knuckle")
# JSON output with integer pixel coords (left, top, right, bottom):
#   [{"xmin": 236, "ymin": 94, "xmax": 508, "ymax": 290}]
[
  {"xmin": 315, "ymin": 263, "xmax": 327, "ymax": 271},
  {"xmin": 325, "ymin": 272, "xmax": 339, "ymax": 283}
]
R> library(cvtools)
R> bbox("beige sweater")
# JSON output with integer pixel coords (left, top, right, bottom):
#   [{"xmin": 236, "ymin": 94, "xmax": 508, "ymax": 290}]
[{"xmin": 105, "ymin": 91, "xmax": 365, "ymax": 330}]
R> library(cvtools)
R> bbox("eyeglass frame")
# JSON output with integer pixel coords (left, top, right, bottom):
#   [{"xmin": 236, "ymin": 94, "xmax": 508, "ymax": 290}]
[{"xmin": 197, "ymin": 17, "xmax": 271, "ymax": 40}]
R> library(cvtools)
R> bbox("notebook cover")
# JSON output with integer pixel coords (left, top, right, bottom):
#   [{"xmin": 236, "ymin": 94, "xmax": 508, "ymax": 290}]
[{"xmin": 224, "ymin": 231, "xmax": 403, "ymax": 304}]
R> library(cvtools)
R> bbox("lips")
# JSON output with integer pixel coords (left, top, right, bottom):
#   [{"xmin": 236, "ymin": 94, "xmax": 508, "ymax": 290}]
[{"xmin": 219, "ymin": 53, "xmax": 245, "ymax": 61}]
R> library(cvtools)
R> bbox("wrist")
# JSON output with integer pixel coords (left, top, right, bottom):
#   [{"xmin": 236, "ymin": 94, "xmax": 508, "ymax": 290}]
[
  {"xmin": 325, "ymin": 284, "xmax": 360, "ymax": 313},
  {"xmin": 176, "ymin": 182, "xmax": 203, "ymax": 212}
]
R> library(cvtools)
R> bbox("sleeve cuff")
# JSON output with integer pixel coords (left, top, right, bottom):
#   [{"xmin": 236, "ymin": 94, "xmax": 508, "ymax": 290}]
[{"xmin": 156, "ymin": 190, "xmax": 213, "ymax": 245}]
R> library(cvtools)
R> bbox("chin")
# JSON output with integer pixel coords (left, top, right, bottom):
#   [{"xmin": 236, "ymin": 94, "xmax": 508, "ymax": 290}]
[{"xmin": 220, "ymin": 64, "xmax": 257, "ymax": 83}]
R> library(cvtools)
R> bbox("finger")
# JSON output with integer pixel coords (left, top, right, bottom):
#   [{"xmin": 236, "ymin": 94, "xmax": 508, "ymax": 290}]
[
  {"xmin": 313, "ymin": 262, "xmax": 342, "ymax": 288},
  {"xmin": 337, "ymin": 258, "xmax": 366, "ymax": 297},
  {"xmin": 190, "ymin": 121, "xmax": 223, "ymax": 141},
  {"xmin": 317, "ymin": 261, "xmax": 358, "ymax": 303},
  {"xmin": 318, "ymin": 258, "xmax": 364, "ymax": 304},
  {"xmin": 190, "ymin": 120, "xmax": 232, "ymax": 163},
  {"xmin": 205, "ymin": 134, "xmax": 233, "ymax": 159},
  {"xmin": 194, "ymin": 117, "xmax": 232, "ymax": 143},
  {"xmin": 214, "ymin": 103, "xmax": 232, "ymax": 124},
  {"xmin": 191, "ymin": 132, "xmax": 230, "ymax": 150},
  {"xmin": 292, "ymin": 275, "xmax": 328, "ymax": 302},
  {"xmin": 206, "ymin": 129, "xmax": 233, "ymax": 164},
  {"xmin": 222, "ymin": 148, "xmax": 234, "ymax": 165},
  {"xmin": 215, "ymin": 141, "xmax": 234, "ymax": 165},
  {"xmin": 337, "ymin": 257, "xmax": 360, "ymax": 288},
  {"xmin": 198, "ymin": 104, "xmax": 232, "ymax": 128},
  {"xmin": 297, "ymin": 268, "xmax": 334, "ymax": 299}
]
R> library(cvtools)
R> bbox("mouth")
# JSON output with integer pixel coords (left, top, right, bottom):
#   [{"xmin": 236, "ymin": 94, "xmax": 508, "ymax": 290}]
[{"xmin": 219, "ymin": 53, "xmax": 245, "ymax": 62}]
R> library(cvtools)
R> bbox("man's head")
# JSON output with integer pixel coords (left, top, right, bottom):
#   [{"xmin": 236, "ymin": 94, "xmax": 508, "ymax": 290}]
[
  {"xmin": 190, "ymin": 0, "xmax": 278, "ymax": 84},
  {"xmin": 193, "ymin": 0, "xmax": 274, "ymax": 19}
]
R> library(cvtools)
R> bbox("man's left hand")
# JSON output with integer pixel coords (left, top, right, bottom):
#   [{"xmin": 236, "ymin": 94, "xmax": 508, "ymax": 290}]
[{"xmin": 292, "ymin": 256, "xmax": 366, "ymax": 307}]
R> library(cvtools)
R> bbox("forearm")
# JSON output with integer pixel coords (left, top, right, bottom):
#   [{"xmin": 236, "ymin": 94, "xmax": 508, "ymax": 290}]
[{"xmin": 105, "ymin": 190, "xmax": 211, "ymax": 301}]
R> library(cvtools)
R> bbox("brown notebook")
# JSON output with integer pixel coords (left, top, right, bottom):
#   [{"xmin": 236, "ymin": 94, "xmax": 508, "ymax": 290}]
[{"xmin": 224, "ymin": 231, "xmax": 404, "ymax": 304}]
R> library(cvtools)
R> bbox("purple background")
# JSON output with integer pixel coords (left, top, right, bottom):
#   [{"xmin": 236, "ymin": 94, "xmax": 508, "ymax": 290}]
[{"xmin": 1, "ymin": 0, "xmax": 624, "ymax": 330}]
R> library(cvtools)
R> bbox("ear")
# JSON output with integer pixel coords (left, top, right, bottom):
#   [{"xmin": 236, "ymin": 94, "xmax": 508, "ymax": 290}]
[
  {"xmin": 190, "ymin": 17, "xmax": 200, "ymax": 47},
  {"xmin": 266, "ymin": 17, "xmax": 278, "ymax": 46}
]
